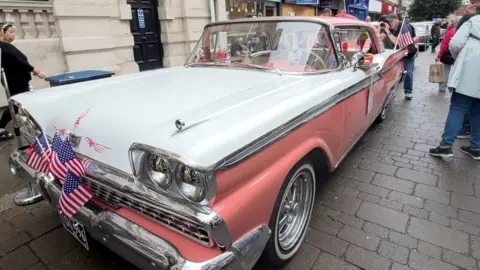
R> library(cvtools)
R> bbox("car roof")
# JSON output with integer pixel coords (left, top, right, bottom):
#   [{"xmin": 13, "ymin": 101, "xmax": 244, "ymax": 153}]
[{"xmin": 205, "ymin": 16, "xmax": 372, "ymax": 29}]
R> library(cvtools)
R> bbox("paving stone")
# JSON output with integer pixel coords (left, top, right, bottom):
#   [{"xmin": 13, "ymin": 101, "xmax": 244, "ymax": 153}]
[
  {"xmin": 379, "ymin": 198, "xmax": 404, "ymax": 211},
  {"xmin": 341, "ymin": 168, "xmax": 375, "ymax": 183},
  {"xmin": 407, "ymin": 149, "xmax": 425, "ymax": 157},
  {"xmin": 409, "ymin": 250, "xmax": 458, "ymax": 270},
  {"xmin": 362, "ymin": 221, "xmax": 390, "ymax": 239},
  {"xmin": 412, "ymin": 165, "xmax": 433, "ymax": 174},
  {"xmin": 391, "ymin": 156, "xmax": 411, "ymax": 164},
  {"xmin": 409, "ymin": 159, "xmax": 429, "ymax": 168},
  {"xmin": 283, "ymin": 243, "xmax": 321, "ymax": 270},
  {"xmin": 29, "ymin": 227, "xmax": 79, "ymax": 265},
  {"xmin": 413, "ymin": 143, "xmax": 438, "ymax": 153},
  {"xmin": 378, "ymin": 240, "xmax": 410, "ymax": 264},
  {"xmin": 394, "ymin": 162, "xmax": 413, "ymax": 169},
  {"xmin": 345, "ymin": 245, "xmax": 392, "ymax": 270},
  {"xmin": 452, "ymin": 193, "xmax": 480, "ymax": 214},
  {"xmin": 338, "ymin": 225, "xmax": 380, "ymax": 251},
  {"xmin": 0, "ymin": 246, "xmax": 39, "ymax": 270},
  {"xmin": 26, "ymin": 263, "xmax": 48, "ymax": 270},
  {"xmin": 450, "ymin": 219, "xmax": 480, "ymax": 235},
  {"xmin": 338, "ymin": 214, "xmax": 364, "ymax": 229},
  {"xmin": 358, "ymin": 192, "xmax": 381, "ymax": 203},
  {"xmin": 442, "ymin": 249, "xmax": 476, "ymax": 270},
  {"xmin": 424, "ymin": 200, "xmax": 458, "ymax": 219},
  {"xmin": 311, "ymin": 215, "xmax": 344, "ymax": 236},
  {"xmin": 322, "ymin": 193, "xmax": 362, "ymax": 216},
  {"xmin": 418, "ymin": 241, "xmax": 442, "ymax": 259},
  {"xmin": 342, "ymin": 188, "xmax": 359, "ymax": 197},
  {"xmin": 357, "ymin": 182, "xmax": 390, "ymax": 198},
  {"xmin": 389, "ymin": 191, "xmax": 424, "ymax": 208},
  {"xmin": 305, "ymin": 230, "xmax": 349, "ymax": 257},
  {"xmin": 472, "ymin": 236, "xmax": 480, "ymax": 260},
  {"xmin": 383, "ymin": 138, "xmax": 414, "ymax": 149},
  {"xmin": 336, "ymin": 177, "xmax": 360, "ymax": 190},
  {"xmin": 359, "ymin": 159, "xmax": 397, "ymax": 176},
  {"xmin": 403, "ymin": 205, "xmax": 428, "ymax": 219},
  {"xmin": 311, "ymin": 252, "xmax": 359, "ymax": 270},
  {"xmin": 459, "ymin": 210, "xmax": 480, "ymax": 227},
  {"xmin": 414, "ymin": 184, "xmax": 451, "ymax": 204},
  {"xmin": 439, "ymin": 178, "xmax": 474, "ymax": 196},
  {"xmin": 383, "ymin": 144, "xmax": 409, "ymax": 154},
  {"xmin": 372, "ymin": 174, "xmax": 414, "ymax": 194},
  {"xmin": 396, "ymin": 168, "xmax": 437, "ymax": 186},
  {"xmin": 392, "ymin": 263, "xmax": 414, "ymax": 270},
  {"xmin": 357, "ymin": 202, "xmax": 409, "ymax": 233},
  {"xmin": 407, "ymin": 218, "xmax": 469, "ymax": 254},
  {"xmin": 429, "ymin": 213, "xmax": 450, "ymax": 227},
  {"xmin": 389, "ymin": 231, "xmax": 418, "ymax": 249},
  {"xmin": 321, "ymin": 207, "xmax": 342, "ymax": 220},
  {"xmin": 2, "ymin": 206, "xmax": 27, "ymax": 220},
  {"xmin": 0, "ymin": 230, "xmax": 31, "ymax": 256}
]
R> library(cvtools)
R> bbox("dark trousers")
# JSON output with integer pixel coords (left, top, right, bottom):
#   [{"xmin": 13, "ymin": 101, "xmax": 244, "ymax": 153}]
[{"xmin": 432, "ymin": 36, "xmax": 440, "ymax": 52}]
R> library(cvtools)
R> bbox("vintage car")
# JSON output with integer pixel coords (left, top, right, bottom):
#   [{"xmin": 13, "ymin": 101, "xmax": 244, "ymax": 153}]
[
  {"xmin": 8, "ymin": 17, "xmax": 405, "ymax": 269},
  {"xmin": 410, "ymin": 22, "xmax": 431, "ymax": 52}
]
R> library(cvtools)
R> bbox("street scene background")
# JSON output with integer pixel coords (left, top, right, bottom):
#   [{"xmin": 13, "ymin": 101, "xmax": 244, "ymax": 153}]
[{"xmin": 1, "ymin": 51, "xmax": 479, "ymax": 270}]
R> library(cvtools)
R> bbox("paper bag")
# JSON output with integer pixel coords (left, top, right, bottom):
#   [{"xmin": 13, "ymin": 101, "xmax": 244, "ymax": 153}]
[{"xmin": 429, "ymin": 63, "xmax": 446, "ymax": 83}]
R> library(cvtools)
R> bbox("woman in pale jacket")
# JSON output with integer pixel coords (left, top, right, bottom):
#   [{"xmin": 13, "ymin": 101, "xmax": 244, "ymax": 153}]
[{"xmin": 429, "ymin": 15, "xmax": 480, "ymax": 160}]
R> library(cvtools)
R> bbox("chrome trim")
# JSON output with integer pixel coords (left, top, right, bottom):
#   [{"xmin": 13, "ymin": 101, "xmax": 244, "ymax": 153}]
[
  {"xmin": 9, "ymin": 151, "xmax": 270, "ymax": 269},
  {"xmin": 11, "ymin": 145, "xmax": 232, "ymax": 251}
]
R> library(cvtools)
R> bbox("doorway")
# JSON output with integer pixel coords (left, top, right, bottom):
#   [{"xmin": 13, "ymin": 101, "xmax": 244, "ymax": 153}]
[
  {"xmin": 127, "ymin": 0, "xmax": 163, "ymax": 71},
  {"xmin": 265, "ymin": 2, "xmax": 278, "ymax": 17}
]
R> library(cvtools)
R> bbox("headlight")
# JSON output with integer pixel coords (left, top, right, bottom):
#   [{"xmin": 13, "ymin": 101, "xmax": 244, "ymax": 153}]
[
  {"xmin": 146, "ymin": 154, "xmax": 172, "ymax": 188},
  {"xmin": 175, "ymin": 163, "xmax": 207, "ymax": 202}
]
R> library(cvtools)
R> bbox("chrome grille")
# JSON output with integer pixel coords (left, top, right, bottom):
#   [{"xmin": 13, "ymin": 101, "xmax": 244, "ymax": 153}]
[{"xmin": 79, "ymin": 177, "xmax": 211, "ymax": 246}]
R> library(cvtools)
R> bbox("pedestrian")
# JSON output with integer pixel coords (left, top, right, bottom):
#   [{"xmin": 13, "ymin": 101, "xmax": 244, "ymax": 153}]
[
  {"xmin": 379, "ymin": 14, "xmax": 416, "ymax": 100},
  {"xmin": 429, "ymin": 14, "xmax": 480, "ymax": 160},
  {"xmin": 366, "ymin": 16, "xmax": 371, "ymax": 22},
  {"xmin": 453, "ymin": 0, "xmax": 480, "ymax": 139},
  {"xmin": 320, "ymin": 8, "xmax": 332, "ymax": 17},
  {"xmin": 435, "ymin": 19, "xmax": 456, "ymax": 92},
  {"xmin": 431, "ymin": 21, "xmax": 441, "ymax": 53},
  {"xmin": 0, "ymin": 23, "xmax": 46, "ymax": 140}
]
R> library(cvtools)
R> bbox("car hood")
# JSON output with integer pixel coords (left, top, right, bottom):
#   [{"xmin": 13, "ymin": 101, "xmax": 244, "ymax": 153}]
[{"xmin": 14, "ymin": 66, "xmax": 328, "ymax": 173}]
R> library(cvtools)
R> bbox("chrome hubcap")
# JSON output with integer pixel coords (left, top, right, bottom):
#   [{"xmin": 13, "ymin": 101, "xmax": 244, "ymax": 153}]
[{"xmin": 277, "ymin": 170, "xmax": 314, "ymax": 251}]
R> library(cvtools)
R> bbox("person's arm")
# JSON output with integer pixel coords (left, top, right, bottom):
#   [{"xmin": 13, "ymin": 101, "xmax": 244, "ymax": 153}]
[
  {"xmin": 384, "ymin": 26, "xmax": 397, "ymax": 46},
  {"xmin": 449, "ymin": 20, "xmax": 472, "ymax": 58}
]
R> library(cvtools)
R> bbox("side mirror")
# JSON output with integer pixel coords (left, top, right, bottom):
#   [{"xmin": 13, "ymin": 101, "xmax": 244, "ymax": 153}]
[{"xmin": 353, "ymin": 53, "xmax": 377, "ymax": 72}]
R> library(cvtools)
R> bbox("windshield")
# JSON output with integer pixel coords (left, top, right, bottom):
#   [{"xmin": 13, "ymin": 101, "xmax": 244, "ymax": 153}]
[
  {"xmin": 186, "ymin": 21, "xmax": 338, "ymax": 73},
  {"xmin": 413, "ymin": 25, "xmax": 427, "ymax": 32}
]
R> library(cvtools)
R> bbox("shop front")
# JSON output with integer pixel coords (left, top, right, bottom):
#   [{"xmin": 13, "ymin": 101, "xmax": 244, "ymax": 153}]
[
  {"xmin": 368, "ymin": 0, "xmax": 381, "ymax": 21},
  {"xmin": 346, "ymin": 0, "xmax": 369, "ymax": 21},
  {"xmin": 381, "ymin": 1, "xmax": 397, "ymax": 15},
  {"xmin": 264, "ymin": 0, "xmax": 280, "ymax": 16},
  {"xmin": 282, "ymin": 0, "xmax": 318, "ymax": 17},
  {"xmin": 226, "ymin": 0, "xmax": 265, "ymax": 19}
]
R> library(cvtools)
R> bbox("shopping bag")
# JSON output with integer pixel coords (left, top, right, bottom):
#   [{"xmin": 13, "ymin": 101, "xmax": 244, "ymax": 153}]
[{"xmin": 429, "ymin": 63, "xmax": 446, "ymax": 83}]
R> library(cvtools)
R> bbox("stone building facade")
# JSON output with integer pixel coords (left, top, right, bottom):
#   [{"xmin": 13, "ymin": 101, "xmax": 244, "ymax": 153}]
[{"xmin": 0, "ymin": 0, "xmax": 226, "ymax": 105}]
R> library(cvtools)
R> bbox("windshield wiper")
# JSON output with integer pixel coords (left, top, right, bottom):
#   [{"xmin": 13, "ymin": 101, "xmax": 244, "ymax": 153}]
[
  {"xmin": 185, "ymin": 62, "xmax": 228, "ymax": 68},
  {"xmin": 230, "ymin": 62, "xmax": 283, "ymax": 76}
]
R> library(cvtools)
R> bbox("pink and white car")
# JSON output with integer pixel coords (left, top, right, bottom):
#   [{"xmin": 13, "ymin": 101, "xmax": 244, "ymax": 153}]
[{"xmin": 9, "ymin": 17, "xmax": 405, "ymax": 269}]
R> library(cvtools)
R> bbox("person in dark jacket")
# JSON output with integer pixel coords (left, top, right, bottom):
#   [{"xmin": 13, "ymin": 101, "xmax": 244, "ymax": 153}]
[
  {"xmin": 431, "ymin": 21, "xmax": 442, "ymax": 53},
  {"xmin": 0, "ymin": 23, "xmax": 46, "ymax": 140},
  {"xmin": 453, "ymin": 0, "xmax": 480, "ymax": 139}
]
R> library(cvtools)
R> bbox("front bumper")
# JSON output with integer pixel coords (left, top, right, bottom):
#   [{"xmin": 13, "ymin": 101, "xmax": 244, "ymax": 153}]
[{"xmin": 9, "ymin": 148, "xmax": 271, "ymax": 270}]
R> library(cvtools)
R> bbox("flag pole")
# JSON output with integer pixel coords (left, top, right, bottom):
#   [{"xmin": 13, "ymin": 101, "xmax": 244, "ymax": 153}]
[{"xmin": 1, "ymin": 48, "xmax": 44, "ymax": 206}]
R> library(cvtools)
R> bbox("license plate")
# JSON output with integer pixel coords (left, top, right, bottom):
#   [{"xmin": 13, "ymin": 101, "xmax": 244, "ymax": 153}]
[{"xmin": 59, "ymin": 212, "xmax": 89, "ymax": 250}]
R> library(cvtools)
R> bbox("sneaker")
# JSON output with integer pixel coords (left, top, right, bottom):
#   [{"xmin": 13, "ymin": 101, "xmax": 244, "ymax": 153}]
[
  {"xmin": 457, "ymin": 129, "xmax": 471, "ymax": 139},
  {"xmin": 429, "ymin": 146, "xmax": 453, "ymax": 158},
  {"xmin": 460, "ymin": 146, "xmax": 480, "ymax": 160},
  {"xmin": 405, "ymin": 93, "xmax": 413, "ymax": 100},
  {"xmin": 439, "ymin": 87, "xmax": 446, "ymax": 92}
]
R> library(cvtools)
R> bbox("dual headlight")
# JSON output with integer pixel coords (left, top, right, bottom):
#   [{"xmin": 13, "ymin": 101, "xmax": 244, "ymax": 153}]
[{"xmin": 145, "ymin": 154, "xmax": 211, "ymax": 203}]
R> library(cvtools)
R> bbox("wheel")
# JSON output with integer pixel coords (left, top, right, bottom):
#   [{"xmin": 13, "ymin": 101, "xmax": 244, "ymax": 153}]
[
  {"xmin": 374, "ymin": 107, "xmax": 387, "ymax": 124},
  {"xmin": 260, "ymin": 160, "xmax": 316, "ymax": 267}
]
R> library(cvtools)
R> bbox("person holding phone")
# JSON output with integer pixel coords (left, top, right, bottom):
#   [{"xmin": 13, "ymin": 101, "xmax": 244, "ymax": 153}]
[{"xmin": 0, "ymin": 23, "xmax": 46, "ymax": 140}]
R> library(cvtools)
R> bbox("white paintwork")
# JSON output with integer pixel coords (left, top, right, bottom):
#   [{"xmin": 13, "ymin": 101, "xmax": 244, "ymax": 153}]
[{"xmin": 12, "ymin": 34, "xmax": 397, "ymax": 175}]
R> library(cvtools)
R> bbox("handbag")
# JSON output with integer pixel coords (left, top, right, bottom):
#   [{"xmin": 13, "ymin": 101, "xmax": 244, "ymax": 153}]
[{"xmin": 440, "ymin": 49, "xmax": 454, "ymax": 65}]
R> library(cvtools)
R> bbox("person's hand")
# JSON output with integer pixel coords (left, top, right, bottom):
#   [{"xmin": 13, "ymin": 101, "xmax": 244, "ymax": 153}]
[
  {"xmin": 465, "ymin": 3, "xmax": 478, "ymax": 17},
  {"xmin": 435, "ymin": 57, "xmax": 440, "ymax": 62},
  {"xmin": 36, "ymin": 72, "xmax": 47, "ymax": 79}
]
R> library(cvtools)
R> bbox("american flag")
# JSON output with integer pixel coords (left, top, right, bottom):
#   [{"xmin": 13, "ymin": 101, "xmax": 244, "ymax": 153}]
[
  {"xmin": 59, "ymin": 170, "xmax": 93, "ymax": 218},
  {"xmin": 397, "ymin": 20, "xmax": 414, "ymax": 49},
  {"xmin": 25, "ymin": 133, "xmax": 51, "ymax": 173},
  {"xmin": 56, "ymin": 137, "xmax": 86, "ymax": 178},
  {"xmin": 49, "ymin": 132, "xmax": 67, "ymax": 181}
]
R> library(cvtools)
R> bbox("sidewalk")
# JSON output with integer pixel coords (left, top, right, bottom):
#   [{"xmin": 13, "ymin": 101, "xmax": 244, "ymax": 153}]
[{"xmin": 1, "ymin": 52, "xmax": 479, "ymax": 270}]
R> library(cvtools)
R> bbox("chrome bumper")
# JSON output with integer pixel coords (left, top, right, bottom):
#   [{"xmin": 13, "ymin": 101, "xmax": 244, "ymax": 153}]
[{"xmin": 9, "ymin": 149, "xmax": 271, "ymax": 270}]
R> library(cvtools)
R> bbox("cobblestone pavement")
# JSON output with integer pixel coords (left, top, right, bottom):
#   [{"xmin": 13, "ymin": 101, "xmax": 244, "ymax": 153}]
[{"xmin": 1, "ymin": 51, "xmax": 480, "ymax": 270}]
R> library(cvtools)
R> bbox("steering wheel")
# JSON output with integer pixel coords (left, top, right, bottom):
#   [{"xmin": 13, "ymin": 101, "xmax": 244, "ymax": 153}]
[{"xmin": 308, "ymin": 51, "xmax": 327, "ymax": 70}]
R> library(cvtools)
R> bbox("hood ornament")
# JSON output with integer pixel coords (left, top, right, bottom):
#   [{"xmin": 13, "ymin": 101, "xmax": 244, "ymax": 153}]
[{"xmin": 175, "ymin": 119, "xmax": 185, "ymax": 131}]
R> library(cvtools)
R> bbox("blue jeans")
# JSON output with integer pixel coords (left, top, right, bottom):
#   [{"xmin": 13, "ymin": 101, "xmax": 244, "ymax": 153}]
[
  {"xmin": 432, "ymin": 36, "xmax": 440, "ymax": 52},
  {"xmin": 441, "ymin": 92, "xmax": 480, "ymax": 149},
  {"xmin": 403, "ymin": 56, "xmax": 415, "ymax": 93}
]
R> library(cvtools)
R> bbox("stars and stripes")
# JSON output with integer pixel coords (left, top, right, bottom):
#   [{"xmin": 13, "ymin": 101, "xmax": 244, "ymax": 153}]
[
  {"xmin": 397, "ymin": 20, "xmax": 414, "ymax": 49},
  {"xmin": 25, "ymin": 133, "xmax": 51, "ymax": 173},
  {"xmin": 49, "ymin": 132, "xmax": 68, "ymax": 182},
  {"xmin": 56, "ymin": 137, "xmax": 86, "ymax": 178},
  {"xmin": 59, "ymin": 171, "xmax": 93, "ymax": 218},
  {"xmin": 85, "ymin": 137, "xmax": 110, "ymax": 153}
]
